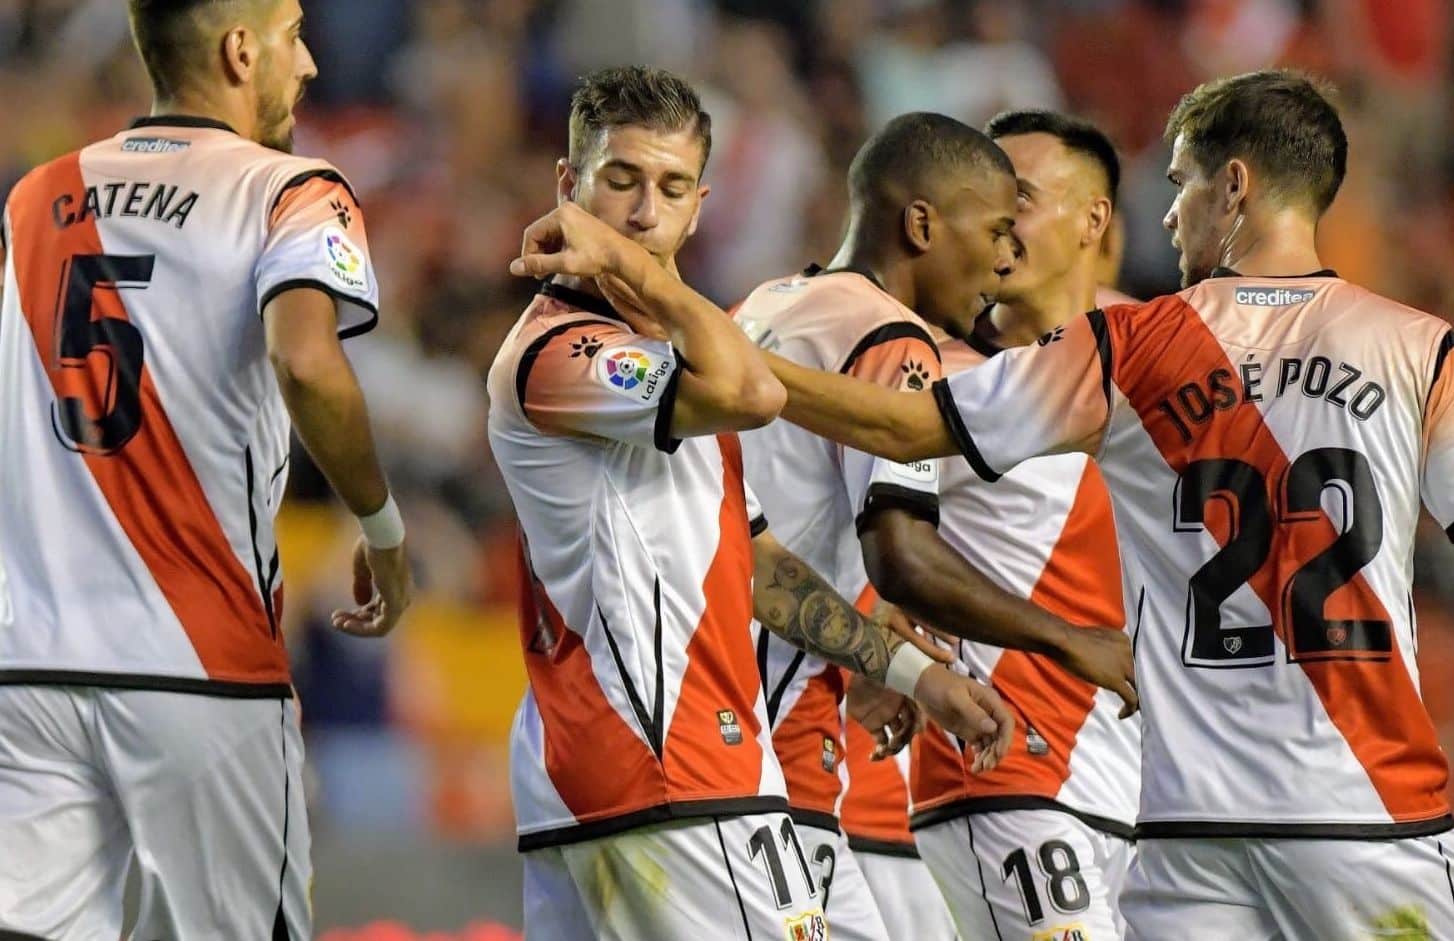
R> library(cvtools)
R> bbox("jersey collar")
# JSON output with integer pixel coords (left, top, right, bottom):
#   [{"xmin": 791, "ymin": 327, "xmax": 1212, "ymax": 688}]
[
  {"xmin": 1209, "ymin": 266, "xmax": 1339, "ymax": 279},
  {"xmin": 803, "ymin": 262, "xmax": 888, "ymax": 292},
  {"xmin": 536, "ymin": 280, "xmax": 625, "ymax": 323},
  {"xmin": 129, "ymin": 115, "xmax": 238, "ymax": 134}
]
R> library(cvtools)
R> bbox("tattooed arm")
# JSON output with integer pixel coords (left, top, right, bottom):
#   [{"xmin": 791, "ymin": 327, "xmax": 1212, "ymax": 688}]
[{"xmin": 751, "ymin": 529, "xmax": 1016, "ymax": 770}]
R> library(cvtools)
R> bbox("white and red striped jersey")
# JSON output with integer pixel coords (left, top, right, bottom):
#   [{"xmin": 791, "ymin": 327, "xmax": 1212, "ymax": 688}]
[
  {"xmin": 911, "ymin": 323, "xmax": 1139, "ymax": 838},
  {"xmin": 488, "ymin": 281, "xmax": 787, "ymax": 850},
  {"xmin": 736, "ymin": 266, "xmax": 943, "ymax": 832},
  {"xmin": 0, "ymin": 116, "xmax": 378, "ymax": 696},
  {"xmin": 934, "ymin": 271, "xmax": 1454, "ymax": 838}
]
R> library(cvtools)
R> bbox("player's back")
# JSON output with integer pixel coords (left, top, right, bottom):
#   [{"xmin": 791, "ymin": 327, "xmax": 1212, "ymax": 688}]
[
  {"xmin": 1095, "ymin": 271, "xmax": 1453, "ymax": 835},
  {"xmin": 0, "ymin": 117, "xmax": 377, "ymax": 695}
]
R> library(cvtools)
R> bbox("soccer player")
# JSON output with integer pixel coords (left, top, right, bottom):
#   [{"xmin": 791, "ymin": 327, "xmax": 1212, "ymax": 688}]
[
  {"xmin": 909, "ymin": 110, "xmax": 1140, "ymax": 940},
  {"xmin": 0, "ymin": 1, "xmax": 412, "ymax": 938},
  {"xmin": 732, "ymin": 112, "xmax": 1135, "ymax": 940},
  {"xmin": 734, "ymin": 71, "xmax": 1454, "ymax": 939},
  {"xmin": 492, "ymin": 67, "xmax": 1012, "ymax": 940}
]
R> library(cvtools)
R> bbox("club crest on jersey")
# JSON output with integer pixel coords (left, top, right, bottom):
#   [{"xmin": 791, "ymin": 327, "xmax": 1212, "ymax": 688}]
[
  {"xmin": 1326, "ymin": 625, "xmax": 1349, "ymax": 647},
  {"xmin": 821, "ymin": 737, "xmax": 837, "ymax": 773},
  {"xmin": 1032, "ymin": 925, "xmax": 1089, "ymax": 941},
  {"xmin": 718, "ymin": 710, "xmax": 743, "ymax": 745},
  {"xmin": 323, "ymin": 225, "xmax": 367, "ymax": 291},
  {"xmin": 1224, "ymin": 636, "xmax": 1244, "ymax": 655},
  {"xmin": 596, "ymin": 348, "xmax": 671, "ymax": 401},
  {"xmin": 1026, "ymin": 725, "xmax": 1049, "ymax": 756},
  {"xmin": 784, "ymin": 910, "xmax": 829, "ymax": 941}
]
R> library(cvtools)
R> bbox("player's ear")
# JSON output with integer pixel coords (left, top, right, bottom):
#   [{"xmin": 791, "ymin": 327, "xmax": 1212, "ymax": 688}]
[
  {"xmin": 1085, "ymin": 196, "xmax": 1112, "ymax": 248},
  {"xmin": 556, "ymin": 159, "xmax": 576, "ymax": 207},
  {"xmin": 903, "ymin": 200, "xmax": 932, "ymax": 254},
  {"xmin": 685, "ymin": 184, "xmax": 710, "ymax": 238},
  {"xmin": 220, "ymin": 25, "xmax": 255, "ymax": 85},
  {"xmin": 1224, "ymin": 158, "xmax": 1251, "ymax": 215}
]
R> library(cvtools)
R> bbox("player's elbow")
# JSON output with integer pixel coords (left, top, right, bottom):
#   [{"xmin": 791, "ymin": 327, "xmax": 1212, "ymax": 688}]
[
  {"xmin": 268, "ymin": 341, "xmax": 338, "ymax": 396},
  {"xmin": 861, "ymin": 514, "xmax": 935, "ymax": 606},
  {"xmin": 713, "ymin": 372, "xmax": 785, "ymax": 430}
]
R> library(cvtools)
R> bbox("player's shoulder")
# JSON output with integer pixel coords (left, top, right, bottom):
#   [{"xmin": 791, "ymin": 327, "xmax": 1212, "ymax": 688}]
[{"xmin": 739, "ymin": 267, "xmax": 933, "ymax": 357}]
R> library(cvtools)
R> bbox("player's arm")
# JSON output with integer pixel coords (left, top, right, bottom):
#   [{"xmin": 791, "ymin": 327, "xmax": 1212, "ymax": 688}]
[
  {"xmin": 511, "ymin": 202, "xmax": 784, "ymax": 436},
  {"xmin": 751, "ymin": 528, "xmax": 1013, "ymax": 771},
  {"xmin": 861, "ymin": 510, "xmax": 1136, "ymax": 712}
]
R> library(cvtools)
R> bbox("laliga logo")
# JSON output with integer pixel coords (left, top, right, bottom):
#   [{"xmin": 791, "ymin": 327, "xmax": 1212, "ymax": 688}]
[
  {"xmin": 324, "ymin": 226, "xmax": 366, "ymax": 290},
  {"xmin": 604, "ymin": 350, "xmax": 651, "ymax": 390}
]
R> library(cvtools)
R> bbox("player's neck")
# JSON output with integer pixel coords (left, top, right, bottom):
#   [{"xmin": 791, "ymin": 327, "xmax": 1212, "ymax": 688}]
[
  {"xmin": 152, "ymin": 91, "xmax": 254, "ymax": 141},
  {"xmin": 992, "ymin": 266, "xmax": 1098, "ymax": 348},
  {"xmin": 1216, "ymin": 210, "xmax": 1323, "ymax": 279}
]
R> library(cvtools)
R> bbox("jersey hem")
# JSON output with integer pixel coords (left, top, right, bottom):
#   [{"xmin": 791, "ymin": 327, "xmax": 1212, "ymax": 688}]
[
  {"xmin": 257, "ymin": 278, "xmax": 380, "ymax": 340},
  {"xmin": 931, "ymin": 378, "xmax": 1001, "ymax": 482},
  {"xmin": 788, "ymin": 808, "xmax": 842, "ymax": 834},
  {"xmin": 845, "ymin": 835, "xmax": 920, "ymax": 858},
  {"xmin": 0, "ymin": 670, "xmax": 292, "ymax": 699},
  {"xmin": 910, "ymin": 795, "xmax": 1135, "ymax": 839},
  {"xmin": 516, "ymin": 796, "xmax": 792, "ymax": 851},
  {"xmin": 1135, "ymin": 815, "xmax": 1454, "ymax": 840}
]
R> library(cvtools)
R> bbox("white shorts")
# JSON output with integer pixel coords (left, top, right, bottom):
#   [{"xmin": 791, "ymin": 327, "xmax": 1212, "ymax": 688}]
[
  {"xmin": 522, "ymin": 812, "xmax": 830, "ymax": 940},
  {"xmin": 0, "ymin": 684, "xmax": 310, "ymax": 941},
  {"xmin": 855, "ymin": 846, "xmax": 958, "ymax": 940},
  {"xmin": 916, "ymin": 809, "xmax": 1132, "ymax": 940},
  {"xmin": 1123, "ymin": 835, "xmax": 1454, "ymax": 940},
  {"xmin": 795, "ymin": 824, "xmax": 890, "ymax": 941}
]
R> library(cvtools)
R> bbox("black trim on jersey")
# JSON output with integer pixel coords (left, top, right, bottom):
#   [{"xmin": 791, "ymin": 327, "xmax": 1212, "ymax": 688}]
[
  {"xmin": 763, "ymin": 641, "xmax": 806, "ymax": 728},
  {"xmin": 1437, "ymin": 836, "xmax": 1454, "ymax": 911},
  {"xmin": 1209, "ymin": 266, "xmax": 1339, "ymax": 280},
  {"xmin": 653, "ymin": 360, "xmax": 685, "ymax": 454},
  {"xmin": 1085, "ymin": 307, "xmax": 1115, "ymax": 411},
  {"xmin": 0, "ymin": 670, "xmax": 291, "ymax": 698},
  {"xmin": 269, "ymin": 168, "xmax": 360, "ymax": 217},
  {"xmin": 257, "ymin": 278, "xmax": 380, "ymax": 340},
  {"xmin": 790, "ymin": 808, "xmax": 842, "ymax": 834},
  {"xmin": 272, "ymin": 701, "xmax": 294, "ymax": 941},
  {"xmin": 1428, "ymin": 330, "xmax": 1454, "ymax": 418},
  {"xmin": 597, "ymin": 605, "xmax": 662, "ymax": 758},
  {"xmin": 1447, "ymin": 521, "xmax": 1454, "ymax": 544},
  {"xmin": 513, "ymin": 318, "xmax": 611, "ymax": 415},
  {"xmin": 0, "ymin": 930, "xmax": 49, "ymax": 940},
  {"xmin": 910, "ymin": 795, "xmax": 1135, "ymax": 840},
  {"xmin": 245, "ymin": 448, "xmax": 280, "ymax": 640},
  {"xmin": 715, "ymin": 818, "xmax": 756, "ymax": 940},
  {"xmin": 838, "ymin": 322, "xmax": 942, "ymax": 376},
  {"xmin": 516, "ymin": 795, "xmax": 792, "ymax": 851},
  {"xmin": 129, "ymin": 114, "xmax": 237, "ymax": 134},
  {"xmin": 537, "ymin": 280, "xmax": 626, "ymax": 323},
  {"xmin": 964, "ymin": 305, "xmax": 1006, "ymax": 359},
  {"xmin": 1135, "ymin": 814, "xmax": 1454, "ymax": 841},
  {"xmin": 650, "ymin": 579, "xmax": 666, "ymax": 761},
  {"xmin": 846, "ymin": 836, "xmax": 920, "ymax": 859},
  {"xmin": 932, "ymin": 378, "xmax": 1001, "ymax": 483},
  {"xmin": 804, "ymin": 262, "xmax": 888, "ymax": 293},
  {"xmin": 749, "ymin": 514, "xmax": 770, "ymax": 538},
  {"xmin": 965, "ymin": 817, "xmax": 1007, "ymax": 941},
  {"xmin": 855, "ymin": 482, "xmax": 940, "ymax": 535}
]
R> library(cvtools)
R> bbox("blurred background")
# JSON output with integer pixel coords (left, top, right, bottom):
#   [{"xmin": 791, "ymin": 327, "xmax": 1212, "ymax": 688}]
[{"xmin": 4, "ymin": 0, "xmax": 1454, "ymax": 935}]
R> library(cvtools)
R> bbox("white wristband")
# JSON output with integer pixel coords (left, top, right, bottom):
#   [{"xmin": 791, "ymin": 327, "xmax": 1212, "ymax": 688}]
[
  {"xmin": 358, "ymin": 494, "xmax": 405, "ymax": 549},
  {"xmin": 885, "ymin": 642, "xmax": 936, "ymax": 698}
]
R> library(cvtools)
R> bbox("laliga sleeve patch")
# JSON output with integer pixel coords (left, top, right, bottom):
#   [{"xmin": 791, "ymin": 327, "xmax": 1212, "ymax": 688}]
[
  {"xmin": 595, "ymin": 346, "xmax": 674, "ymax": 402},
  {"xmin": 322, "ymin": 225, "xmax": 368, "ymax": 292},
  {"xmin": 885, "ymin": 457, "xmax": 936, "ymax": 485}
]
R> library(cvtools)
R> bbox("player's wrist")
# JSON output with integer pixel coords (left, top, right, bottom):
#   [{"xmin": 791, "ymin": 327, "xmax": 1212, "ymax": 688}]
[
  {"xmin": 358, "ymin": 493, "xmax": 405, "ymax": 549},
  {"xmin": 885, "ymin": 641, "xmax": 937, "ymax": 698}
]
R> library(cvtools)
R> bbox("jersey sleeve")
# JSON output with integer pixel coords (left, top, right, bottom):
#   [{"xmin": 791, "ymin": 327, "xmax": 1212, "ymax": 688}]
[
  {"xmin": 841, "ymin": 323, "xmax": 944, "ymax": 532},
  {"xmin": 1421, "ymin": 330, "xmax": 1454, "ymax": 537},
  {"xmin": 516, "ymin": 320, "xmax": 683, "ymax": 452},
  {"xmin": 256, "ymin": 171, "xmax": 379, "ymax": 338},
  {"xmin": 744, "ymin": 481, "xmax": 770, "ymax": 536},
  {"xmin": 932, "ymin": 310, "xmax": 1112, "ymax": 481}
]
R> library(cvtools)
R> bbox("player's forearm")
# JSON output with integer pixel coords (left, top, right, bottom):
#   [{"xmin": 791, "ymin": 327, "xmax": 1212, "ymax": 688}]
[
  {"xmin": 765, "ymin": 352, "xmax": 956, "ymax": 462},
  {"xmin": 274, "ymin": 355, "xmax": 389, "ymax": 517},
  {"xmin": 752, "ymin": 536, "xmax": 903, "ymax": 683}
]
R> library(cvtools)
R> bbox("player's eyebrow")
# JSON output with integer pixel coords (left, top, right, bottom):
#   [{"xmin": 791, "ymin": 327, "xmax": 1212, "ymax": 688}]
[
  {"xmin": 1017, "ymin": 177, "xmax": 1040, "ymax": 197},
  {"xmin": 599, "ymin": 159, "xmax": 696, "ymax": 186}
]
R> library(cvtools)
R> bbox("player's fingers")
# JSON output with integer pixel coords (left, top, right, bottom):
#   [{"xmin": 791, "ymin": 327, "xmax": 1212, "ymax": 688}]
[
  {"xmin": 352, "ymin": 547, "xmax": 373, "ymax": 606},
  {"xmin": 888, "ymin": 622, "xmax": 955, "ymax": 664},
  {"xmin": 1117, "ymin": 679, "xmax": 1140, "ymax": 718},
  {"xmin": 518, "ymin": 211, "xmax": 565, "ymax": 259},
  {"xmin": 916, "ymin": 622, "xmax": 960, "ymax": 649},
  {"xmin": 509, "ymin": 251, "xmax": 578, "ymax": 279}
]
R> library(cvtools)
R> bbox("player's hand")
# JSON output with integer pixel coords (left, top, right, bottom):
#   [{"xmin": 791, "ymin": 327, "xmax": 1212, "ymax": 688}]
[
  {"xmin": 912, "ymin": 668, "xmax": 1014, "ymax": 774},
  {"xmin": 872, "ymin": 605, "xmax": 955, "ymax": 665},
  {"xmin": 1050, "ymin": 625, "xmax": 1138, "ymax": 718},
  {"xmin": 509, "ymin": 202, "xmax": 643, "ymax": 282},
  {"xmin": 846, "ymin": 673, "xmax": 920, "ymax": 759},
  {"xmin": 331, "ymin": 536, "xmax": 414, "ymax": 638}
]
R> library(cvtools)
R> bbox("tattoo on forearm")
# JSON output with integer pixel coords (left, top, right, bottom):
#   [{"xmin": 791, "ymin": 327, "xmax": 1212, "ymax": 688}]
[{"xmin": 755, "ymin": 553, "xmax": 904, "ymax": 682}]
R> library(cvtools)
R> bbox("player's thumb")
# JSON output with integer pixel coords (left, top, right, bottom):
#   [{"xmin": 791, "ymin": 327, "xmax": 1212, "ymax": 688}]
[{"xmin": 510, "ymin": 254, "xmax": 567, "ymax": 279}]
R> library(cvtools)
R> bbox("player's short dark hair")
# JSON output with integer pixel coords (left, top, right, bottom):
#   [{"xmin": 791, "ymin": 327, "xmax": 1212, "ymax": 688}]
[
  {"xmin": 986, "ymin": 109, "xmax": 1120, "ymax": 208},
  {"xmin": 128, "ymin": 0, "xmax": 261, "ymax": 99},
  {"xmin": 1164, "ymin": 69, "xmax": 1346, "ymax": 214},
  {"xmin": 848, "ymin": 112, "xmax": 1014, "ymax": 215},
  {"xmin": 568, "ymin": 66, "xmax": 713, "ymax": 175}
]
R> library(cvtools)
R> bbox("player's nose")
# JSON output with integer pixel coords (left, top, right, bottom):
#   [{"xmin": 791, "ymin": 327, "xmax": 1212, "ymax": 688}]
[
  {"xmin": 629, "ymin": 191, "xmax": 659, "ymax": 230},
  {"xmin": 1162, "ymin": 205, "xmax": 1177, "ymax": 232}
]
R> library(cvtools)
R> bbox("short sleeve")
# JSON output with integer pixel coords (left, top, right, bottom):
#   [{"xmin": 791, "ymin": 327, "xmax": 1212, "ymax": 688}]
[
  {"xmin": 1421, "ymin": 330, "xmax": 1454, "ymax": 537},
  {"xmin": 516, "ymin": 320, "xmax": 683, "ymax": 452},
  {"xmin": 933, "ymin": 310, "xmax": 1113, "ymax": 481},
  {"xmin": 840, "ymin": 324, "xmax": 943, "ymax": 532},
  {"xmin": 744, "ymin": 482, "xmax": 770, "ymax": 536},
  {"xmin": 256, "ymin": 171, "xmax": 379, "ymax": 338}
]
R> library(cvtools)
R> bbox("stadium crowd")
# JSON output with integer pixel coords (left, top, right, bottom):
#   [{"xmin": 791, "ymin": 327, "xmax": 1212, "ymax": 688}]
[{"xmin": 3, "ymin": 0, "xmax": 1452, "ymax": 846}]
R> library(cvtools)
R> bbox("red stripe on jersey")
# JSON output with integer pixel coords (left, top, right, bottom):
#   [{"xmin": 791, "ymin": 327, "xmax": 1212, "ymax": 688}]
[
  {"xmin": 770, "ymin": 668, "xmax": 847, "ymax": 818},
  {"xmin": 841, "ymin": 716, "xmax": 913, "ymax": 844},
  {"xmin": 10, "ymin": 154, "xmax": 285, "ymax": 683},
  {"xmin": 662, "ymin": 434, "xmax": 771, "ymax": 799},
  {"xmin": 1108, "ymin": 296, "xmax": 1448, "ymax": 820},
  {"xmin": 519, "ymin": 540, "xmax": 665, "ymax": 818}
]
